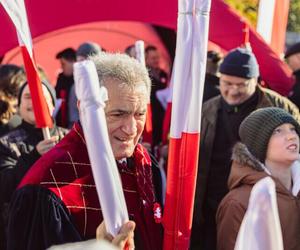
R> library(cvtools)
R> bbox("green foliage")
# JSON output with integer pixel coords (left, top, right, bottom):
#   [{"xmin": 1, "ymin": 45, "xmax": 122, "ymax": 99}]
[
  {"xmin": 224, "ymin": 0, "xmax": 259, "ymax": 27},
  {"xmin": 287, "ymin": 0, "xmax": 300, "ymax": 32},
  {"xmin": 224, "ymin": 0, "xmax": 300, "ymax": 33}
]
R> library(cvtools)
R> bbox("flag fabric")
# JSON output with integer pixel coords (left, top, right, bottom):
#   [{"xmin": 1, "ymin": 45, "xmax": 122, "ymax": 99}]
[
  {"xmin": 271, "ymin": 0, "xmax": 289, "ymax": 56},
  {"xmin": 257, "ymin": 0, "xmax": 289, "ymax": 56},
  {"xmin": 0, "ymin": 0, "xmax": 53, "ymax": 128},
  {"xmin": 163, "ymin": 0, "xmax": 211, "ymax": 249},
  {"xmin": 74, "ymin": 60, "xmax": 128, "ymax": 237},
  {"xmin": 234, "ymin": 177, "xmax": 284, "ymax": 250}
]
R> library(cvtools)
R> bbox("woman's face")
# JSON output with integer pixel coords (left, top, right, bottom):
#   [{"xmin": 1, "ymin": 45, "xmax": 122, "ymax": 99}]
[{"xmin": 266, "ymin": 123, "xmax": 300, "ymax": 166}]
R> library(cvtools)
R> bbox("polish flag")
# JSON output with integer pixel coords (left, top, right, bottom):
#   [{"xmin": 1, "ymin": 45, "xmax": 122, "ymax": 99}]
[
  {"xmin": 257, "ymin": 0, "xmax": 290, "ymax": 56},
  {"xmin": 135, "ymin": 40, "xmax": 153, "ymax": 145},
  {"xmin": 0, "ymin": 0, "xmax": 53, "ymax": 129},
  {"xmin": 163, "ymin": 0, "xmax": 211, "ymax": 249}
]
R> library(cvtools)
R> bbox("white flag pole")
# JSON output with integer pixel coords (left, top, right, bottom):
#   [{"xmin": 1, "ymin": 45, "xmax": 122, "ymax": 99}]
[{"xmin": 74, "ymin": 60, "xmax": 129, "ymax": 236}]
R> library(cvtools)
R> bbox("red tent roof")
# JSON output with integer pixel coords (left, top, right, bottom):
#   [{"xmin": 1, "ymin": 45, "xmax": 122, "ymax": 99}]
[
  {"xmin": 3, "ymin": 21, "xmax": 172, "ymax": 84},
  {"xmin": 0, "ymin": 0, "xmax": 293, "ymax": 95}
]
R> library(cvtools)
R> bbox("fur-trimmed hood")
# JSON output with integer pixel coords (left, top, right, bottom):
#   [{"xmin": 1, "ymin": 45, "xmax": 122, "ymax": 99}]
[
  {"xmin": 231, "ymin": 142, "xmax": 266, "ymax": 172},
  {"xmin": 228, "ymin": 142, "xmax": 268, "ymax": 191}
]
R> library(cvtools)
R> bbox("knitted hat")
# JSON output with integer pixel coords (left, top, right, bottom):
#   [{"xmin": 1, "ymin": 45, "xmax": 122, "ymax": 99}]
[
  {"xmin": 76, "ymin": 42, "xmax": 101, "ymax": 58},
  {"xmin": 18, "ymin": 81, "xmax": 56, "ymax": 107},
  {"xmin": 239, "ymin": 107, "xmax": 300, "ymax": 162},
  {"xmin": 219, "ymin": 47, "xmax": 259, "ymax": 79},
  {"xmin": 285, "ymin": 42, "xmax": 300, "ymax": 59}
]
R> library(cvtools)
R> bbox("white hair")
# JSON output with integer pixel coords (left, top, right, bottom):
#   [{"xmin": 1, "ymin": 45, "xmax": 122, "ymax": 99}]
[{"xmin": 90, "ymin": 52, "xmax": 151, "ymax": 96}]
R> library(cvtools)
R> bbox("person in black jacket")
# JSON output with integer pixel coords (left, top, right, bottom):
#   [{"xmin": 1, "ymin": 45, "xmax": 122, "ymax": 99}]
[
  {"xmin": 55, "ymin": 48, "xmax": 77, "ymax": 127},
  {"xmin": 145, "ymin": 45, "xmax": 168, "ymax": 148},
  {"xmin": 0, "ymin": 81, "xmax": 68, "ymax": 249}
]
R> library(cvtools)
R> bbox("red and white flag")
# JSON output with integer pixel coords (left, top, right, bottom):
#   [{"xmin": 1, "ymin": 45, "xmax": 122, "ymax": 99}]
[
  {"xmin": 135, "ymin": 40, "xmax": 153, "ymax": 145},
  {"xmin": 257, "ymin": 0, "xmax": 290, "ymax": 56},
  {"xmin": 163, "ymin": 0, "xmax": 211, "ymax": 249},
  {"xmin": 0, "ymin": 0, "xmax": 53, "ymax": 129}
]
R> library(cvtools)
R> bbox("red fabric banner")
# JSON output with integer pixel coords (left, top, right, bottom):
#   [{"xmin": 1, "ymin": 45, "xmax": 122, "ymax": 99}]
[
  {"xmin": 163, "ymin": 133, "xmax": 200, "ymax": 249},
  {"xmin": 142, "ymin": 104, "xmax": 153, "ymax": 144},
  {"xmin": 21, "ymin": 46, "xmax": 53, "ymax": 128}
]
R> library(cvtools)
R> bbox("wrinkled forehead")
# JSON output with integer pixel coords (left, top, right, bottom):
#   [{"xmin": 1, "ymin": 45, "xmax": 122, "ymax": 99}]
[{"xmin": 103, "ymin": 77, "xmax": 149, "ymax": 96}]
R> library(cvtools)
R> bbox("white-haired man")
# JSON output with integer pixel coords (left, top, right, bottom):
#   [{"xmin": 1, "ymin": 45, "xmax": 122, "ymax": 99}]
[{"xmin": 7, "ymin": 53, "xmax": 163, "ymax": 250}]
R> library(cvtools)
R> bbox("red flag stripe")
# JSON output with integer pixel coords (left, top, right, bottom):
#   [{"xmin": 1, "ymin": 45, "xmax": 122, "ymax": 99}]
[
  {"xmin": 142, "ymin": 103, "xmax": 153, "ymax": 144},
  {"xmin": 163, "ymin": 133, "xmax": 200, "ymax": 249},
  {"xmin": 21, "ymin": 46, "xmax": 53, "ymax": 128}
]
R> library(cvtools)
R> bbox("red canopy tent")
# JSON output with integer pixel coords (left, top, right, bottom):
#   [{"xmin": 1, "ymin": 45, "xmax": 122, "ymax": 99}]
[
  {"xmin": 0, "ymin": 0, "xmax": 293, "ymax": 94},
  {"xmin": 2, "ymin": 21, "xmax": 172, "ymax": 84}
]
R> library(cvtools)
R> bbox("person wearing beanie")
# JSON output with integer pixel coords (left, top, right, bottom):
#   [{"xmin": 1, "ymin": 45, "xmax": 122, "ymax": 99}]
[
  {"xmin": 76, "ymin": 41, "xmax": 102, "ymax": 61},
  {"xmin": 216, "ymin": 107, "xmax": 300, "ymax": 250},
  {"xmin": 285, "ymin": 41, "xmax": 300, "ymax": 110},
  {"xmin": 66, "ymin": 41, "xmax": 103, "ymax": 128},
  {"xmin": 0, "ymin": 81, "xmax": 68, "ymax": 246},
  {"xmin": 191, "ymin": 47, "xmax": 300, "ymax": 250}
]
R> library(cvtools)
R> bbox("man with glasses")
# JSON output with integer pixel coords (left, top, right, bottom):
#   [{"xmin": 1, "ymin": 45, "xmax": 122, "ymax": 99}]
[{"xmin": 191, "ymin": 47, "xmax": 300, "ymax": 250}]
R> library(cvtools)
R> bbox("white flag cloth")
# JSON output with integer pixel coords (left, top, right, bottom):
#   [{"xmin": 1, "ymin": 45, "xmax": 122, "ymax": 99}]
[
  {"xmin": 74, "ymin": 60, "xmax": 128, "ymax": 237},
  {"xmin": 0, "ymin": 0, "xmax": 33, "ymax": 56},
  {"xmin": 48, "ymin": 239, "xmax": 117, "ymax": 250},
  {"xmin": 170, "ymin": 0, "xmax": 210, "ymax": 137},
  {"xmin": 257, "ymin": 0, "xmax": 276, "ymax": 44},
  {"xmin": 234, "ymin": 177, "xmax": 283, "ymax": 250},
  {"xmin": 291, "ymin": 157, "xmax": 300, "ymax": 196}
]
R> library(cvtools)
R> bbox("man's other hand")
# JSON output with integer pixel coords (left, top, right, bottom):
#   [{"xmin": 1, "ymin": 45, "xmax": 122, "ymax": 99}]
[{"xmin": 96, "ymin": 220, "xmax": 136, "ymax": 250}]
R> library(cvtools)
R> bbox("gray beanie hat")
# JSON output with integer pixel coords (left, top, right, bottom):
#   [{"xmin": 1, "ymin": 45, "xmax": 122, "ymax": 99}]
[
  {"xmin": 239, "ymin": 107, "xmax": 300, "ymax": 162},
  {"xmin": 219, "ymin": 47, "xmax": 259, "ymax": 79},
  {"xmin": 76, "ymin": 42, "xmax": 101, "ymax": 58}
]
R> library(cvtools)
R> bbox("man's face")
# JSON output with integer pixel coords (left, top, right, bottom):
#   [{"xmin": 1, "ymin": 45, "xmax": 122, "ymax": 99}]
[
  {"xmin": 19, "ymin": 85, "xmax": 54, "ymax": 125},
  {"xmin": 219, "ymin": 74, "xmax": 257, "ymax": 105},
  {"xmin": 146, "ymin": 50, "xmax": 160, "ymax": 69},
  {"xmin": 59, "ymin": 58, "xmax": 74, "ymax": 76},
  {"xmin": 104, "ymin": 79, "xmax": 148, "ymax": 160}
]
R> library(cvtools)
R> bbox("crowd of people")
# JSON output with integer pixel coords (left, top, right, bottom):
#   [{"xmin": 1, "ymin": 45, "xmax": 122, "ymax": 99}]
[{"xmin": 0, "ymin": 39, "xmax": 300, "ymax": 250}]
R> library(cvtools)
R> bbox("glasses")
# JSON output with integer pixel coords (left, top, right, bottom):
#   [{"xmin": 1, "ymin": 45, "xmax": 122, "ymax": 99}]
[{"xmin": 221, "ymin": 79, "xmax": 251, "ymax": 90}]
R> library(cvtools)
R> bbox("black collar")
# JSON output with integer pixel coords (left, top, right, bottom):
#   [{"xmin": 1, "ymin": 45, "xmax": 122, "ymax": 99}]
[{"xmin": 221, "ymin": 88, "xmax": 259, "ymax": 113}]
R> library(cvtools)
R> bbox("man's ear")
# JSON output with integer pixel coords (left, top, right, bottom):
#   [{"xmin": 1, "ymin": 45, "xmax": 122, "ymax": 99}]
[{"xmin": 77, "ymin": 100, "xmax": 80, "ymax": 109}]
